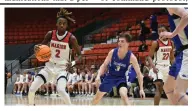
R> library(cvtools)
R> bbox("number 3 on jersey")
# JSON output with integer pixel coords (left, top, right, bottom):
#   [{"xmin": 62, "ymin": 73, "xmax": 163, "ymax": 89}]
[
  {"xmin": 163, "ymin": 53, "xmax": 169, "ymax": 60},
  {"xmin": 55, "ymin": 49, "xmax": 60, "ymax": 58}
]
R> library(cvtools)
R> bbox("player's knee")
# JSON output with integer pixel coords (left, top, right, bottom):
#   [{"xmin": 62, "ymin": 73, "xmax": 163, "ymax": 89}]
[
  {"xmin": 119, "ymin": 88, "xmax": 128, "ymax": 99},
  {"xmin": 68, "ymin": 87, "xmax": 73, "ymax": 93},
  {"xmin": 173, "ymin": 91, "xmax": 182, "ymax": 103}
]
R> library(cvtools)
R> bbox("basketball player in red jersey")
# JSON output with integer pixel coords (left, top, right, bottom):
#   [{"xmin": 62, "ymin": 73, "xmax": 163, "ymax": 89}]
[
  {"xmin": 147, "ymin": 25, "xmax": 175, "ymax": 105},
  {"xmin": 28, "ymin": 8, "xmax": 82, "ymax": 105}
]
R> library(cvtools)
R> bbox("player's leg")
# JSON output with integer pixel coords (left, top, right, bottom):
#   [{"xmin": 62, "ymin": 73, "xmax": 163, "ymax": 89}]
[
  {"xmin": 28, "ymin": 69, "xmax": 48, "ymax": 105},
  {"xmin": 52, "ymin": 83, "xmax": 56, "ymax": 94},
  {"xmin": 20, "ymin": 83, "xmax": 24, "ymax": 95},
  {"xmin": 91, "ymin": 82, "xmax": 96, "ymax": 95},
  {"xmin": 92, "ymin": 90, "xmax": 106, "ymax": 105},
  {"xmin": 154, "ymin": 80, "xmax": 163, "ymax": 105},
  {"xmin": 13, "ymin": 83, "xmax": 18, "ymax": 94},
  {"xmin": 78, "ymin": 81, "xmax": 82, "ymax": 94},
  {"xmin": 81, "ymin": 82, "xmax": 85, "ymax": 94},
  {"xmin": 174, "ymin": 76, "xmax": 188, "ymax": 105},
  {"xmin": 22, "ymin": 83, "xmax": 26, "ymax": 94},
  {"xmin": 163, "ymin": 59, "xmax": 179, "ymax": 105},
  {"xmin": 17, "ymin": 83, "xmax": 22, "ymax": 94},
  {"xmin": 67, "ymin": 82, "xmax": 71, "ymax": 93},
  {"xmin": 173, "ymin": 52, "xmax": 188, "ymax": 105},
  {"xmin": 88, "ymin": 82, "xmax": 92, "ymax": 95},
  {"xmin": 92, "ymin": 79, "xmax": 113, "ymax": 105},
  {"xmin": 25, "ymin": 82, "xmax": 29, "ymax": 94},
  {"xmin": 28, "ymin": 82, "xmax": 31, "ymax": 90},
  {"xmin": 118, "ymin": 83, "xmax": 130, "ymax": 105},
  {"xmin": 85, "ymin": 82, "xmax": 88, "ymax": 95},
  {"xmin": 163, "ymin": 75, "xmax": 176, "ymax": 105},
  {"xmin": 68, "ymin": 84, "xmax": 74, "ymax": 96},
  {"xmin": 73, "ymin": 83, "xmax": 78, "ymax": 94},
  {"xmin": 44, "ymin": 83, "xmax": 49, "ymax": 95},
  {"xmin": 56, "ymin": 72, "xmax": 71, "ymax": 105}
]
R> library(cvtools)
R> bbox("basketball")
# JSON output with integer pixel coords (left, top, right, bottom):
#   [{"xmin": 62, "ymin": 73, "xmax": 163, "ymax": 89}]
[{"xmin": 35, "ymin": 45, "xmax": 51, "ymax": 62}]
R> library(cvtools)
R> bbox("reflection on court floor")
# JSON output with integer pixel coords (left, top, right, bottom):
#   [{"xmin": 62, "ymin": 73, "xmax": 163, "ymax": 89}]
[{"xmin": 5, "ymin": 94, "xmax": 170, "ymax": 106}]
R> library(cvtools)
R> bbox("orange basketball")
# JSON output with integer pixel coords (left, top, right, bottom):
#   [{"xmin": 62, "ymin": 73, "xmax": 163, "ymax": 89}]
[{"xmin": 35, "ymin": 45, "xmax": 51, "ymax": 62}]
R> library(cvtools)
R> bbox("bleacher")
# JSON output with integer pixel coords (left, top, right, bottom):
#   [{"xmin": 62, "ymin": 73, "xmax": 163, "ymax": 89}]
[
  {"xmin": 5, "ymin": 8, "xmax": 170, "ymax": 69},
  {"xmin": 5, "ymin": 8, "xmax": 109, "ymax": 45}
]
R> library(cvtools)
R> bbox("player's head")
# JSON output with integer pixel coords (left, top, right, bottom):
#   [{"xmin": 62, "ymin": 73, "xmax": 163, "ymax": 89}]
[
  {"xmin": 56, "ymin": 8, "xmax": 75, "ymax": 32},
  {"xmin": 73, "ymin": 67, "xmax": 77, "ymax": 73},
  {"xmin": 23, "ymin": 71, "xmax": 27, "ymax": 75},
  {"xmin": 158, "ymin": 25, "xmax": 170, "ymax": 41},
  {"xmin": 77, "ymin": 68, "xmax": 80, "ymax": 75},
  {"xmin": 118, "ymin": 33, "xmax": 132, "ymax": 49}
]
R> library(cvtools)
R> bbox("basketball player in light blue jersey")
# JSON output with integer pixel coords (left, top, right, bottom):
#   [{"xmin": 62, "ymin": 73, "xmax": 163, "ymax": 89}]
[
  {"xmin": 92, "ymin": 34, "xmax": 145, "ymax": 105},
  {"xmin": 160, "ymin": 8, "xmax": 188, "ymax": 105}
]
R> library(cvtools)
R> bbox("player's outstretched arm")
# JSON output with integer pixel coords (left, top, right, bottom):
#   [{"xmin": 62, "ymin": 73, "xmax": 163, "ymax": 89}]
[
  {"xmin": 97, "ymin": 49, "xmax": 113, "ymax": 78},
  {"xmin": 160, "ymin": 8, "xmax": 188, "ymax": 39},
  {"xmin": 41, "ymin": 31, "xmax": 53, "ymax": 45},
  {"xmin": 65, "ymin": 35, "xmax": 82, "ymax": 71},
  {"xmin": 130, "ymin": 53, "xmax": 145, "ymax": 99},
  {"xmin": 70, "ymin": 35, "xmax": 82, "ymax": 66},
  {"xmin": 147, "ymin": 41, "xmax": 158, "ymax": 74},
  {"xmin": 168, "ymin": 8, "xmax": 188, "ymax": 38}
]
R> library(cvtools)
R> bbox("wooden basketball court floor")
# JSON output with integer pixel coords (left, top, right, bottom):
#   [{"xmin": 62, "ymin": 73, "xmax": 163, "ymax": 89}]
[{"xmin": 5, "ymin": 94, "xmax": 170, "ymax": 105}]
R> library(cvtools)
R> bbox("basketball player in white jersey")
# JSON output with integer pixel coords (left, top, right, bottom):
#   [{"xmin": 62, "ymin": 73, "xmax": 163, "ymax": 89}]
[
  {"xmin": 13, "ymin": 72, "xmax": 21, "ymax": 95},
  {"xmin": 21, "ymin": 72, "xmax": 29, "ymax": 95},
  {"xmin": 147, "ymin": 25, "xmax": 174, "ymax": 105},
  {"xmin": 160, "ymin": 8, "xmax": 188, "ymax": 105},
  {"xmin": 28, "ymin": 8, "xmax": 82, "ymax": 105},
  {"xmin": 14, "ymin": 73, "xmax": 24, "ymax": 95}
]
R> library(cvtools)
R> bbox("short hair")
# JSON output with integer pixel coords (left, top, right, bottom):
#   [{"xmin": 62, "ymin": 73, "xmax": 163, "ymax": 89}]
[{"xmin": 118, "ymin": 33, "xmax": 132, "ymax": 43}]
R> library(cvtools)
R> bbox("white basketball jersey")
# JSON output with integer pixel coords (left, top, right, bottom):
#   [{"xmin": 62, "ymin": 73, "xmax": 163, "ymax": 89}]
[
  {"xmin": 153, "ymin": 39, "xmax": 172, "ymax": 66},
  {"xmin": 49, "ymin": 30, "xmax": 71, "ymax": 65},
  {"xmin": 23, "ymin": 74, "xmax": 29, "ymax": 83}
]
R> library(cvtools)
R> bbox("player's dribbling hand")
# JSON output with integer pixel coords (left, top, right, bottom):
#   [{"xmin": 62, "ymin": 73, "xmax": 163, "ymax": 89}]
[
  {"xmin": 66, "ymin": 61, "xmax": 72, "ymax": 72},
  {"xmin": 140, "ymin": 90, "xmax": 145, "ymax": 99},
  {"xmin": 34, "ymin": 44, "xmax": 42, "ymax": 54}
]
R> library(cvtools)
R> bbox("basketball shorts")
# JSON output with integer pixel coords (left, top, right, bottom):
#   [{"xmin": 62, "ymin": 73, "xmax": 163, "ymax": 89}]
[
  {"xmin": 149, "ymin": 64, "xmax": 169, "ymax": 82},
  {"xmin": 169, "ymin": 49, "xmax": 188, "ymax": 80},
  {"xmin": 99, "ymin": 76, "xmax": 127, "ymax": 93},
  {"xmin": 38, "ymin": 61, "xmax": 69, "ymax": 84}
]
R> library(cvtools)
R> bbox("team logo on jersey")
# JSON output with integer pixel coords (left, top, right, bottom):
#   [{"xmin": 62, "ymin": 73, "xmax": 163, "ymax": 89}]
[
  {"xmin": 114, "ymin": 61, "xmax": 126, "ymax": 67},
  {"xmin": 161, "ymin": 48, "xmax": 172, "ymax": 52},
  {"xmin": 115, "ymin": 65, "xmax": 121, "ymax": 71},
  {"xmin": 51, "ymin": 42, "xmax": 66, "ymax": 49}
]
